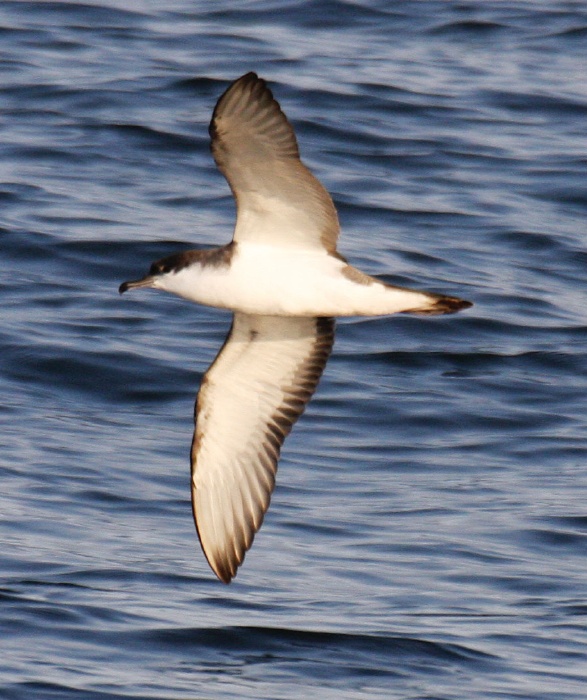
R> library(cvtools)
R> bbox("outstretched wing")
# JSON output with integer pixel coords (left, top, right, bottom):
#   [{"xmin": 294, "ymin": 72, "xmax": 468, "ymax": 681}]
[
  {"xmin": 209, "ymin": 72, "xmax": 340, "ymax": 253},
  {"xmin": 191, "ymin": 313, "xmax": 335, "ymax": 583}
]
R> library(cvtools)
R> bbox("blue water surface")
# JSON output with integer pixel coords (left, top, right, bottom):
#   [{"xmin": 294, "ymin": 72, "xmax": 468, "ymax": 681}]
[{"xmin": 2, "ymin": 1, "xmax": 587, "ymax": 698}]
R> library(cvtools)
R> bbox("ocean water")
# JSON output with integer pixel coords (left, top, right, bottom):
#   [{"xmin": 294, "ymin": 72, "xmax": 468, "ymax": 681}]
[{"xmin": 2, "ymin": 1, "xmax": 587, "ymax": 698}]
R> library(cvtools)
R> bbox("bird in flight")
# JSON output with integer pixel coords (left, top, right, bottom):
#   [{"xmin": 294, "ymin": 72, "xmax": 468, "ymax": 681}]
[{"xmin": 120, "ymin": 72, "xmax": 472, "ymax": 583}]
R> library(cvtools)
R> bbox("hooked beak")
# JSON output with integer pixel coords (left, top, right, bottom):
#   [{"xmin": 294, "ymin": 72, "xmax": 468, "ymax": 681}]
[{"xmin": 119, "ymin": 275, "xmax": 156, "ymax": 294}]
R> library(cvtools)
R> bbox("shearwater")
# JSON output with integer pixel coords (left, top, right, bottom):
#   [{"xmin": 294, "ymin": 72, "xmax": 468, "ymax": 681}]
[{"xmin": 120, "ymin": 72, "xmax": 472, "ymax": 583}]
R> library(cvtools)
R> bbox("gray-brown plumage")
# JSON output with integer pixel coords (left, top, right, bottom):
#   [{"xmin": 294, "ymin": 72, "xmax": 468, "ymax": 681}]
[
  {"xmin": 119, "ymin": 72, "xmax": 472, "ymax": 584},
  {"xmin": 210, "ymin": 72, "xmax": 340, "ymax": 254}
]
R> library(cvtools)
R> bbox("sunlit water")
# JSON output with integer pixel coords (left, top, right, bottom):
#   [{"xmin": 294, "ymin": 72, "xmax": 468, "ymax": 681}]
[{"xmin": 2, "ymin": 1, "xmax": 587, "ymax": 698}]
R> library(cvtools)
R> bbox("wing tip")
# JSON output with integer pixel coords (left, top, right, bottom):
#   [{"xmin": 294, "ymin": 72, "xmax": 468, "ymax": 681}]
[
  {"xmin": 190, "ymin": 476, "xmax": 245, "ymax": 585},
  {"xmin": 209, "ymin": 71, "xmax": 265, "ymax": 140},
  {"xmin": 209, "ymin": 72, "xmax": 300, "ymax": 159},
  {"xmin": 210, "ymin": 557, "xmax": 237, "ymax": 585},
  {"xmin": 193, "ymin": 515, "xmax": 240, "ymax": 584}
]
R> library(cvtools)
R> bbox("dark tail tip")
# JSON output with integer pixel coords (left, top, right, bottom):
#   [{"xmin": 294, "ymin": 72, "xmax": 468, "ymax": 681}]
[
  {"xmin": 435, "ymin": 297, "xmax": 473, "ymax": 314},
  {"xmin": 406, "ymin": 295, "xmax": 473, "ymax": 316}
]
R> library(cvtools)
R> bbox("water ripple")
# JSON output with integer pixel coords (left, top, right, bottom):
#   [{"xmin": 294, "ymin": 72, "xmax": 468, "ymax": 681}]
[{"xmin": 2, "ymin": 1, "xmax": 587, "ymax": 698}]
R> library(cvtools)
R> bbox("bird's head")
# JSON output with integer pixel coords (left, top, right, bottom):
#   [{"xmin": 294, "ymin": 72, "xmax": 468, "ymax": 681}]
[{"xmin": 119, "ymin": 253, "xmax": 191, "ymax": 295}]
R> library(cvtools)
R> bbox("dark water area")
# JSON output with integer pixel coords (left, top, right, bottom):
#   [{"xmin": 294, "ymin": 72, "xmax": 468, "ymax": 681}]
[{"xmin": 2, "ymin": 1, "xmax": 587, "ymax": 698}]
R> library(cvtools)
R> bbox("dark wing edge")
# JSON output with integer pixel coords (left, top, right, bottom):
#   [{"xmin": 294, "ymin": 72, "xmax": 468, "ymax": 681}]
[
  {"xmin": 209, "ymin": 72, "xmax": 299, "ymax": 164},
  {"xmin": 207, "ymin": 73, "xmax": 340, "ymax": 254},
  {"xmin": 190, "ymin": 314, "xmax": 335, "ymax": 583}
]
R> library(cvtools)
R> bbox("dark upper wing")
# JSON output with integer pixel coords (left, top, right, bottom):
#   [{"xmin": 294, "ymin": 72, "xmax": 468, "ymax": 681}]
[{"xmin": 209, "ymin": 72, "xmax": 339, "ymax": 253}]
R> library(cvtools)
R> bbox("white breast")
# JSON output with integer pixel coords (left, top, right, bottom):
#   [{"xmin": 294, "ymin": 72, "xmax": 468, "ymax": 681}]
[{"xmin": 158, "ymin": 242, "xmax": 435, "ymax": 317}]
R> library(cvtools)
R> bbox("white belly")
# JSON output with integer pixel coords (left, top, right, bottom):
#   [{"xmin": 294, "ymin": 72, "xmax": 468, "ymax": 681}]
[{"xmin": 159, "ymin": 243, "xmax": 434, "ymax": 317}]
